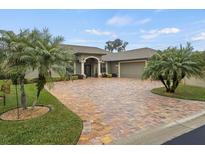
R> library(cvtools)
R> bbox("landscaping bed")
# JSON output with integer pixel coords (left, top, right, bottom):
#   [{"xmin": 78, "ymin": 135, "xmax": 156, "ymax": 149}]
[
  {"xmin": 0, "ymin": 105, "xmax": 50, "ymax": 121},
  {"xmin": 0, "ymin": 83, "xmax": 83, "ymax": 144},
  {"xmin": 152, "ymin": 85, "xmax": 205, "ymax": 101}
]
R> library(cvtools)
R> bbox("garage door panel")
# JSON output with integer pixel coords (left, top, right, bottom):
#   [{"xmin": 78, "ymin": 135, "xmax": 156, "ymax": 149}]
[{"xmin": 120, "ymin": 62, "xmax": 145, "ymax": 78}]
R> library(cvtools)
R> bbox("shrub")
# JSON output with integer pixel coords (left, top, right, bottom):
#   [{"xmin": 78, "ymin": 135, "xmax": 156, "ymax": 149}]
[
  {"xmin": 107, "ymin": 74, "xmax": 112, "ymax": 78},
  {"xmin": 73, "ymin": 74, "xmax": 84, "ymax": 79},
  {"xmin": 71, "ymin": 75, "xmax": 78, "ymax": 80},
  {"xmin": 0, "ymin": 74, "xmax": 7, "ymax": 80},
  {"xmin": 24, "ymin": 77, "xmax": 65, "ymax": 84},
  {"xmin": 102, "ymin": 73, "xmax": 107, "ymax": 78},
  {"xmin": 53, "ymin": 77, "xmax": 66, "ymax": 82},
  {"xmin": 111, "ymin": 73, "xmax": 118, "ymax": 77},
  {"xmin": 101, "ymin": 73, "xmax": 112, "ymax": 78}
]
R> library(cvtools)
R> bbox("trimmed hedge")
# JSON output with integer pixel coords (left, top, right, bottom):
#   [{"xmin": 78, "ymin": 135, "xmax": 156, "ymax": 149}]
[
  {"xmin": 111, "ymin": 73, "xmax": 118, "ymax": 77},
  {"xmin": 102, "ymin": 73, "xmax": 112, "ymax": 78}
]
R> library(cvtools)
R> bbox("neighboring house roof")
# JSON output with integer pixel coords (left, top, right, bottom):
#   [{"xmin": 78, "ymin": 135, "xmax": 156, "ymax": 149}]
[
  {"xmin": 61, "ymin": 44, "xmax": 107, "ymax": 55},
  {"xmin": 102, "ymin": 48, "xmax": 156, "ymax": 61}
]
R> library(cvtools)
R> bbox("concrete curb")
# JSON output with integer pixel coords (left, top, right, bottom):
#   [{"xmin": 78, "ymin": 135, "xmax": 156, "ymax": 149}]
[{"xmin": 114, "ymin": 111, "xmax": 205, "ymax": 145}]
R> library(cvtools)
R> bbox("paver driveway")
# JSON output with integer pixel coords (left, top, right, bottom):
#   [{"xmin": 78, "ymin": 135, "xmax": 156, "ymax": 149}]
[{"xmin": 47, "ymin": 78, "xmax": 205, "ymax": 144}]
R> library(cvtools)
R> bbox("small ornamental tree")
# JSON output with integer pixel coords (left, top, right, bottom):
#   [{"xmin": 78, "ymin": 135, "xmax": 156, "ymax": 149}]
[
  {"xmin": 0, "ymin": 29, "xmax": 35, "ymax": 109},
  {"xmin": 142, "ymin": 43, "xmax": 203, "ymax": 93},
  {"xmin": 30, "ymin": 28, "xmax": 74, "ymax": 107}
]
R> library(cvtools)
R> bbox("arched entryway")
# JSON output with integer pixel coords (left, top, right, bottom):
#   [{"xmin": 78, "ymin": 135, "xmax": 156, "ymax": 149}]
[
  {"xmin": 84, "ymin": 58, "xmax": 98, "ymax": 77},
  {"xmin": 80, "ymin": 56, "xmax": 102, "ymax": 77}
]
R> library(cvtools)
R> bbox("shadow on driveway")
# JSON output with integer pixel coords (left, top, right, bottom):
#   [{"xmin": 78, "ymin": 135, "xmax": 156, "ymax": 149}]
[{"xmin": 163, "ymin": 125, "xmax": 205, "ymax": 145}]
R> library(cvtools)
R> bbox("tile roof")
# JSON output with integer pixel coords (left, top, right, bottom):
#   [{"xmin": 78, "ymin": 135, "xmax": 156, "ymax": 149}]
[
  {"xmin": 62, "ymin": 44, "xmax": 156, "ymax": 61},
  {"xmin": 61, "ymin": 44, "xmax": 107, "ymax": 55},
  {"xmin": 102, "ymin": 48, "xmax": 156, "ymax": 61}
]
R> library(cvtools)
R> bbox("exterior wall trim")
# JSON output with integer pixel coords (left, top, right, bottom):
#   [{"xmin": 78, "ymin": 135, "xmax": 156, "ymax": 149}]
[
  {"xmin": 118, "ymin": 62, "xmax": 121, "ymax": 78},
  {"xmin": 84, "ymin": 56, "xmax": 100, "ymax": 62},
  {"xmin": 119, "ymin": 59, "xmax": 147, "ymax": 64}
]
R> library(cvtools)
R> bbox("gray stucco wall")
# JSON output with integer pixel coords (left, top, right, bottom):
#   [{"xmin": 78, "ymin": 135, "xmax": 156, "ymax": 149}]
[
  {"xmin": 25, "ymin": 69, "xmax": 60, "ymax": 79},
  {"xmin": 76, "ymin": 62, "xmax": 81, "ymax": 74},
  {"xmin": 183, "ymin": 77, "xmax": 205, "ymax": 87},
  {"xmin": 109, "ymin": 61, "xmax": 118, "ymax": 75}
]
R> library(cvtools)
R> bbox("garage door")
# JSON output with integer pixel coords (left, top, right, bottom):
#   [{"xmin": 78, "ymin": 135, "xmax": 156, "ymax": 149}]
[{"xmin": 120, "ymin": 62, "xmax": 145, "ymax": 78}]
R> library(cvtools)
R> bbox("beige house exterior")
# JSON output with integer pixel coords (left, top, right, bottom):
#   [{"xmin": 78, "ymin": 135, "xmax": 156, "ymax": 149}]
[
  {"xmin": 62, "ymin": 44, "xmax": 155, "ymax": 79},
  {"xmin": 183, "ymin": 77, "xmax": 205, "ymax": 87},
  {"xmin": 26, "ymin": 44, "xmax": 205, "ymax": 87}
]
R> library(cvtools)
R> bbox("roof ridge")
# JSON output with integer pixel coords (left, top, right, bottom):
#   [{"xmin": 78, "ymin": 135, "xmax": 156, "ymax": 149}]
[
  {"xmin": 61, "ymin": 44, "xmax": 105, "ymax": 50},
  {"xmin": 126, "ymin": 47, "xmax": 155, "ymax": 52}
]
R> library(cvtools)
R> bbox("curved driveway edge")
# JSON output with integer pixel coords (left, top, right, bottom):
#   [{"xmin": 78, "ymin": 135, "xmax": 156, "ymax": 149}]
[{"xmin": 47, "ymin": 78, "xmax": 205, "ymax": 144}]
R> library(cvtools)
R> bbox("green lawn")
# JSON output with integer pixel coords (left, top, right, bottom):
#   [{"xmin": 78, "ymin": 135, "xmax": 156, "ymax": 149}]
[
  {"xmin": 0, "ymin": 82, "xmax": 83, "ymax": 144},
  {"xmin": 152, "ymin": 84, "xmax": 205, "ymax": 101}
]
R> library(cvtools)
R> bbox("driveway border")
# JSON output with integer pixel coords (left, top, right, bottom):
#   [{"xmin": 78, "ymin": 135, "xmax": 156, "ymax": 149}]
[{"xmin": 114, "ymin": 110, "xmax": 205, "ymax": 144}]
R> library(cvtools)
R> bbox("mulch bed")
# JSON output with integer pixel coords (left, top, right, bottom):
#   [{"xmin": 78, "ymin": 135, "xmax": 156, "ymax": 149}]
[{"xmin": 0, "ymin": 106, "xmax": 50, "ymax": 121}]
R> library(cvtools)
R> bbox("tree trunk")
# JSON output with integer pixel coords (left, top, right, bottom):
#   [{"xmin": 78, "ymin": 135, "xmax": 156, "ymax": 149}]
[
  {"xmin": 159, "ymin": 75, "xmax": 170, "ymax": 92},
  {"xmin": 170, "ymin": 71, "xmax": 178, "ymax": 93},
  {"xmin": 15, "ymin": 84, "xmax": 20, "ymax": 119},
  {"xmin": 19, "ymin": 75, "xmax": 27, "ymax": 109},
  {"xmin": 33, "ymin": 74, "xmax": 46, "ymax": 108},
  {"xmin": 32, "ymin": 88, "xmax": 41, "ymax": 108},
  {"xmin": 166, "ymin": 80, "xmax": 171, "ymax": 92},
  {"xmin": 170, "ymin": 88, "xmax": 175, "ymax": 93}
]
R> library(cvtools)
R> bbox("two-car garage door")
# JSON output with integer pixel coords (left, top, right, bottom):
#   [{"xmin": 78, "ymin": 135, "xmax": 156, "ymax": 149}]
[{"xmin": 120, "ymin": 61, "xmax": 145, "ymax": 78}]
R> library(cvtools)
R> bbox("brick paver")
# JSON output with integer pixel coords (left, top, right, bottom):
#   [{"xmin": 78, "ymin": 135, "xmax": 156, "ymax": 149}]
[{"xmin": 47, "ymin": 78, "xmax": 205, "ymax": 144}]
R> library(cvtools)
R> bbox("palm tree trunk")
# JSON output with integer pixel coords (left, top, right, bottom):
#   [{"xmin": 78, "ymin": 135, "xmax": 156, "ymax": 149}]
[
  {"xmin": 166, "ymin": 80, "xmax": 171, "ymax": 92},
  {"xmin": 32, "ymin": 74, "xmax": 46, "ymax": 108},
  {"xmin": 15, "ymin": 84, "xmax": 20, "ymax": 119},
  {"xmin": 32, "ymin": 89, "xmax": 41, "ymax": 108},
  {"xmin": 159, "ymin": 75, "xmax": 170, "ymax": 92},
  {"xmin": 170, "ymin": 71, "xmax": 178, "ymax": 93},
  {"xmin": 170, "ymin": 80, "xmax": 179, "ymax": 93},
  {"xmin": 19, "ymin": 75, "xmax": 27, "ymax": 109}
]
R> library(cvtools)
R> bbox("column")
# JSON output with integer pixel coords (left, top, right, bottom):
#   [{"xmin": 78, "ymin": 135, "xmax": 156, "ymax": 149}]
[
  {"xmin": 81, "ymin": 61, "xmax": 85, "ymax": 76},
  {"xmin": 118, "ymin": 62, "xmax": 120, "ymax": 78},
  {"xmin": 105, "ymin": 62, "xmax": 108, "ymax": 74},
  {"xmin": 145, "ymin": 60, "xmax": 148, "ymax": 68},
  {"xmin": 98, "ymin": 61, "xmax": 101, "ymax": 77},
  {"xmin": 73, "ymin": 62, "xmax": 76, "ymax": 74}
]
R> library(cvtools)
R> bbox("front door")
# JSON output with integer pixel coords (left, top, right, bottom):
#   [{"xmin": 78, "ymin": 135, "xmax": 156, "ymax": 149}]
[{"xmin": 85, "ymin": 64, "xmax": 91, "ymax": 77}]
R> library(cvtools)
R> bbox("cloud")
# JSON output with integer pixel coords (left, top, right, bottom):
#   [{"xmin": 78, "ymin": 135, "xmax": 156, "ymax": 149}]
[
  {"xmin": 107, "ymin": 16, "xmax": 151, "ymax": 26},
  {"xmin": 192, "ymin": 32, "xmax": 205, "ymax": 41},
  {"xmin": 107, "ymin": 16, "xmax": 134, "ymax": 26},
  {"xmin": 84, "ymin": 29, "xmax": 117, "ymax": 38},
  {"xmin": 154, "ymin": 9, "xmax": 166, "ymax": 13},
  {"xmin": 141, "ymin": 27, "xmax": 180, "ymax": 40},
  {"xmin": 137, "ymin": 18, "xmax": 151, "ymax": 24},
  {"xmin": 158, "ymin": 28, "xmax": 180, "ymax": 34}
]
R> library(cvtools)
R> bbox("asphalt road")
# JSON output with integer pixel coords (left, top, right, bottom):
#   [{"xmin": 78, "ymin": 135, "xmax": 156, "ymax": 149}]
[{"xmin": 163, "ymin": 125, "xmax": 205, "ymax": 145}]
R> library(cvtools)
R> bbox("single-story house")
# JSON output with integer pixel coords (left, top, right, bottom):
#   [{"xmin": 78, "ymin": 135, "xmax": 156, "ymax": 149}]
[
  {"xmin": 62, "ymin": 44, "xmax": 155, "ymax": 78},
  {"xmin": 25, "ymin": 44, "xmax": 205, "ymax": 87}
]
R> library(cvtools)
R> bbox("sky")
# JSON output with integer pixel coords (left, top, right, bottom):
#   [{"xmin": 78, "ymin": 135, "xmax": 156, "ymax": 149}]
[{"xmin": 0, "ymin": 9, "xmax": 205, "ymax": 51}]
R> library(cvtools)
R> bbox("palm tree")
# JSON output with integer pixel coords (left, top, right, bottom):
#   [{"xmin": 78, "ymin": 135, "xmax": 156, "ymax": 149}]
[
  {"xmin": 0, "ymin": 29, "xmax": 35, "ymax": 109},
  {"xmin": 0, "ymin": 40, "xmax": 7, "ymax": 79},
  {"xmin": 30, "ymin": 28, "xmax": 74, "ymax": 107},
  {"xmin": 192, "ymin": 51, "xmax": 205, "ymax": 72},
  {"xmin": 142, "ymin": 43, "xmax": 203, "ymax": 93}
]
